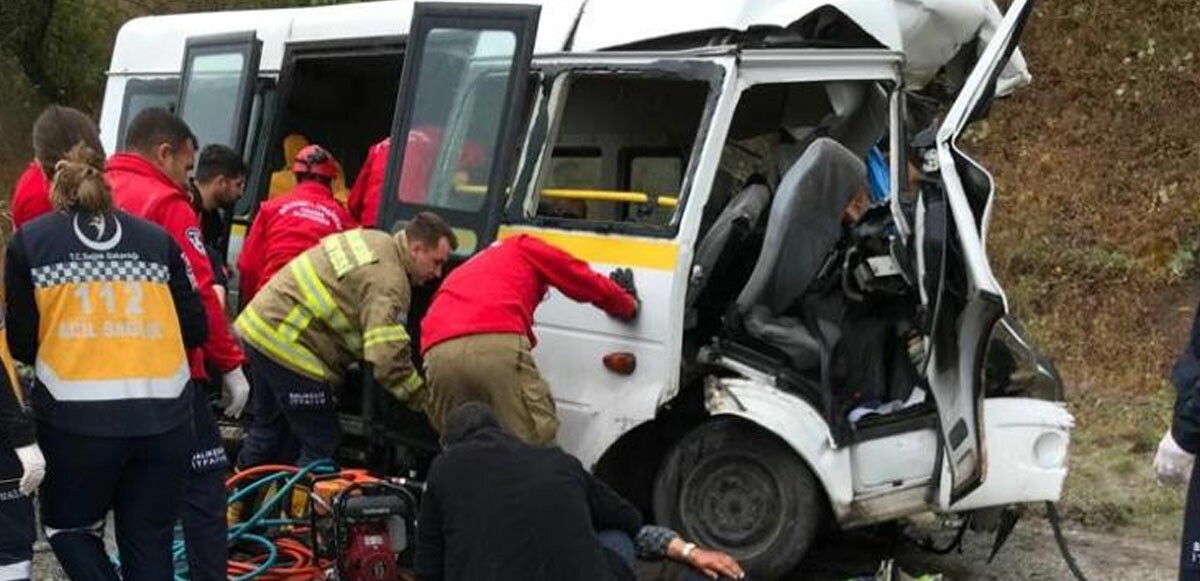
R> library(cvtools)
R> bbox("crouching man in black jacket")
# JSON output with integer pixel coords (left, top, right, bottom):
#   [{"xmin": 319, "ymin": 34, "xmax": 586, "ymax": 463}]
[{"xmin": 415, "ymin": 402, "xmax": 746, "ymax": 581}]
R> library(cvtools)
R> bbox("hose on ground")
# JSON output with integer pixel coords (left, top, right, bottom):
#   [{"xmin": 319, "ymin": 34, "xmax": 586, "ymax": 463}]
[{"xmin": 1046, "ymin": 501, "xmax": 1089, "ymax": 581}]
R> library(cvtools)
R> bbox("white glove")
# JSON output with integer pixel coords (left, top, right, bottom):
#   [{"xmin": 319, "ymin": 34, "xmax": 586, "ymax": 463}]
[
  {"xmin": 221, "ymin": 368, "xmax": 251, "ymax": 419},
  {"xmin": 14, "ymin": 444, "xmax": 45, "ymax": 496},
  {"xmin": 1154, "ymin": 430, "xmax": 1195, "ymax": 487}
]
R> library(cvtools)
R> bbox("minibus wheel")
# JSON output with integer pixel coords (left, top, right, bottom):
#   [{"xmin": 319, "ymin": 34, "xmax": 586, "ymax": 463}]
[{"xmin": 653, "ymin": 417, "xmax": 823, "ymax": 579}]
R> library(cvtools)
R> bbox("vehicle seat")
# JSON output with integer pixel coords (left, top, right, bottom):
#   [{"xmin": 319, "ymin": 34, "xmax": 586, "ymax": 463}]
[
  {"xmin": 686, "ymin": 183, "xmax": 771, "ymax": 314},
  {"xmin": 734, "ymin": 137, "xmax": 867, "ymax": 369}
]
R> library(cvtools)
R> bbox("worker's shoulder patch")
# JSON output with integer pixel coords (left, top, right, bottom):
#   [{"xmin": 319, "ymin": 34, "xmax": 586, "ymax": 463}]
[{"xmin": 185, "ymin": 227, "xmax": 208, "ymax": 256}]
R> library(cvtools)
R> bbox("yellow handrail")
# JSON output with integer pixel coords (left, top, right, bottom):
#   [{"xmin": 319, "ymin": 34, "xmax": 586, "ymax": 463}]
[{"xmin": 452, "ymin": 184, "xmax": 678, "ymax": 208}]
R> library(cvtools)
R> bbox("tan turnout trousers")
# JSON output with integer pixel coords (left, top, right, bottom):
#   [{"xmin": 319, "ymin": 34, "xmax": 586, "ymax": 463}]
[{"xmin": 423, "ymin": 333, "xmax": 559, "ymax": 445}]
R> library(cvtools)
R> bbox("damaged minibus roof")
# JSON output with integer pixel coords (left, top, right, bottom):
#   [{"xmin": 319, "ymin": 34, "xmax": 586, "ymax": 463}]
[{"xmin": 108, "ymin": 0, "xmax": 906, "ymax": 75}]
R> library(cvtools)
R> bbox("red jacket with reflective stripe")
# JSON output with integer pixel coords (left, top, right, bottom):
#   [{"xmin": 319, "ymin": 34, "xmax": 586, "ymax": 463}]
[
  {"xmin": 107, "ymin": 153, "xmax": 245, "ymax": 377},
  {"xmin": 420, "ymin": 234, "xmax": 638, "ymax": 354},
  {"xmin": 238, "ymin": 180, "xmax": 355, "ymax": 303},
  {"xmin": 11, "ymin": 161, "xmax": 52, "ymax": 229}
]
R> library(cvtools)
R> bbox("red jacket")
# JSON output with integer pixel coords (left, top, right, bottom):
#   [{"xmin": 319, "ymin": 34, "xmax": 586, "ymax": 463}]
[
  {"xmin": 347, "ymin": 130, "xmax": 485, "ymax": 228},
  {"xmin": 420, "ymin": 234, "xmax": 638, "ymax": 354},
  {"xmin": 348, "ymin": 138, "xmax": 390, "ymax": 228},
  {"xmin": 238, "ymin": 180, "xmax": 355, "ymax": 302},
  {"xmin": 107, "ymin": 153, "xmax": 245, "ymax": 378},
  {"xmin": 11, "ymin": 161, "xmax": 52, "ymax": 229}
]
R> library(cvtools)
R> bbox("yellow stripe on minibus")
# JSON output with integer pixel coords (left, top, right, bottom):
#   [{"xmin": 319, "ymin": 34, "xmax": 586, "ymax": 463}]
[{"xmin": 497, "ymin": 226, "xmax": 677, "ymax": 271}]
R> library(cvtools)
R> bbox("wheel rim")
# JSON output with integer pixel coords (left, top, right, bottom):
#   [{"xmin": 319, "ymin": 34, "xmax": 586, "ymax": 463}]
[{"xmin": 678, "ymin": 452, "xmax": 785, "ymax": 555}]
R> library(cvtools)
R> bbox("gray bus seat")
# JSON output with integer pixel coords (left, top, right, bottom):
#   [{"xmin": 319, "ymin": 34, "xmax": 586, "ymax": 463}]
[
  {"xmin": 734, "ymin": 137, "xmax": 867, "ymax": 369},
  {"xmin": 686, "ymin": 183, "xmax": 771, "ymax": 311}
]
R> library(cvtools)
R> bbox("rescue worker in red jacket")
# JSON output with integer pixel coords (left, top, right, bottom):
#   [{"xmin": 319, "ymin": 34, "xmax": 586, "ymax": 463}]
[
  {"xmin": 106, "ymin": 108, "xmax": 249, "ymax": 416},
  {"xmin": 347, "ymin": 132, "xmax": 484, "ymax": 228},
  {"xmin": 6, "ymin": 143, "xmax": 208, "ymax": 580},
  {"xmin": 235, "ymin": 213, "xmax": 456, "ymax": 467},
  {"xmin": 10, "ymin": 105, "xmax": 104, "ymax": 229},
  {"xmin": 347, "ymin": 137, "xmax": 389, "ymax": 228},
  {"xmin": 238, "ymin": 144, "xmax": 355, "ymax": 303},
  {"xmin": 179, "ymin": 143, "xmax": 247, "ymax": 581},
  {"xmin": 421, "ymin": 235, "xmax": 640, "ymax": 444},
  {"xmin": 105, "ymin": 109, "xmax": 248, "ymax": 581}
]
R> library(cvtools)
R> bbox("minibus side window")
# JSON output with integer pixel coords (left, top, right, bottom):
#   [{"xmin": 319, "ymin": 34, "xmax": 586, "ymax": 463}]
[
  {"xmin": 116, "ymin": 77, "xmax": 180, "ymax": 150},
  {"xmin": 532, "ymin": 75, "xmax": 707, "ymax": 228}
]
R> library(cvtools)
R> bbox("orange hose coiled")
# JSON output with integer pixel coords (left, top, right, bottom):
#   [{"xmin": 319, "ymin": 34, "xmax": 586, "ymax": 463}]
[{"xmin": 223, "ymin": 465, "xmax": 381, "ymax": 580}]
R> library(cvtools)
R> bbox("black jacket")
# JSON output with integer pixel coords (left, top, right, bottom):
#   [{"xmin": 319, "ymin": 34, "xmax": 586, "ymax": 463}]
[
  {"xmin": 415, "ymin": 404, "xmax": 642, "ymax": 581},
  {"xmin": 1173, "ymin": 303, "xmax": 1200, "ymax": 453}
]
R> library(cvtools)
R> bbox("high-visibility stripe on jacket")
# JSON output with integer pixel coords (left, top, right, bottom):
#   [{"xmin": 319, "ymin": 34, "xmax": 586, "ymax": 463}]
[
  {"xmin": 4, "ymin": 210, "xmax": 209, "ymax": 437},
  {"xmin": 235, "ymin": 228, "xmax": 422, "ymax": 402}
]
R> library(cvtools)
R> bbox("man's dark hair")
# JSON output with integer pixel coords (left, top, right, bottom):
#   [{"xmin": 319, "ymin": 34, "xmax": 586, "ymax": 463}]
[
  {"xmin": 194, "ymin": 144, "xmax": 246, "ymax": 184},
  {"xmin": 405, "ymin": 211, "xmax": 458, "ymax": 251},
  {"xmin": 123, "ymin": 108, "xmax": 197, "ymax": 155}
]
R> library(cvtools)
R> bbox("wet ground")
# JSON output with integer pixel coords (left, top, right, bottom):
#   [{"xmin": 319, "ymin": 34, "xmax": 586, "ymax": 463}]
[
  {"xmin": 794, "ymin": 519, "xmax": 1176, "ymax": 580},
  {"xmin": 31, "ymin": 516, "xmax": 1176, "ymax": 580}
]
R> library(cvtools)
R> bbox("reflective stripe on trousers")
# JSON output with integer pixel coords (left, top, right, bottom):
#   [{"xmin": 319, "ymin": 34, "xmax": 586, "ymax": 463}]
[
  {"xmin": 44, "ymin": 518, "xmax": 105, "ymax": 541},
  {"xmin": 0, "ymin": 560, "xmax": 30, "ymax": 581}
]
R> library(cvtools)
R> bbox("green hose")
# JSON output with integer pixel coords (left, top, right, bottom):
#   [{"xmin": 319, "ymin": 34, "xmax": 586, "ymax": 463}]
[{"xmin": 171, "ymin": 460, "xmax": 335, "ymax": 581}]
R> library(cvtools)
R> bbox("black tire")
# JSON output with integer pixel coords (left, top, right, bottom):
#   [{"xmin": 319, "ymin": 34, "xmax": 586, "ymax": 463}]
[{"xmin": 653, "ymin": 417, "xmax": 824, "ymax": 580}]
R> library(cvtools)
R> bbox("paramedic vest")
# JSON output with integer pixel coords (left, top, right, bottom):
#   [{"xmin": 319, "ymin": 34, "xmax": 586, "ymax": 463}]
[{"xmin": 16, "ymin": 211, "xmax": 193, "ymax": 437}]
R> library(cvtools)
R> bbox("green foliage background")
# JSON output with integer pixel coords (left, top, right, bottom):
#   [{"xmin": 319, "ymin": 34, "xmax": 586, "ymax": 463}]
[{"xmin": 0, "ymin": 0, "xmax": 357, "ymax": 189}]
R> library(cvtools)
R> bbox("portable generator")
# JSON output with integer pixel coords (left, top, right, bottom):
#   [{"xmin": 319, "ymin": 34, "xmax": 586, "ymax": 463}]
[{"xmin": 311, "ymin": 475, "xmax": 422, "ymax": 581}]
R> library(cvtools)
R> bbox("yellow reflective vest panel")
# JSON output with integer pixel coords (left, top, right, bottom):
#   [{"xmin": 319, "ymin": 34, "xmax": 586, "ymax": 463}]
[
  {"xmin": 236, "ymin": 229, "xmax": 422, "ymax": 402},
  {"xmin": 5, "ymin": 211, "xmax": 206, "ymax": 437}
]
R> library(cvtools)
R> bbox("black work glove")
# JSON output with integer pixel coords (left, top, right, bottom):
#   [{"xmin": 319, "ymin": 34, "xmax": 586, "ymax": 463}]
[{"xmin": 609, "ymin": 268, "xmax": 640, "ymax": 318}]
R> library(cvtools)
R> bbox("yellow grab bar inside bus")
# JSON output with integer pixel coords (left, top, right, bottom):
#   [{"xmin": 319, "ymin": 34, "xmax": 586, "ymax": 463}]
[{"xmin": 453, "ymin": 184, "xmax": 678, "ymax": 208}]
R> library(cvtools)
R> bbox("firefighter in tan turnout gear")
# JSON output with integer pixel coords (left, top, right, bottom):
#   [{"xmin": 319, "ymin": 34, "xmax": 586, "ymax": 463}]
[{"xmin": 234, "ymin": 212, "xmax": 456, "ymax": 467}]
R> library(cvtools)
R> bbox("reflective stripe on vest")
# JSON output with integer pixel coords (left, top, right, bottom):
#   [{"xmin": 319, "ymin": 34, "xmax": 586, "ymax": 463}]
[
  {"xmin": 344, "ymin": 230, "xmax": 378, "ymax": 267},
  {"xmin": 323, "ymin": 230, "xmax": 378, "ymax": 279},
  {"xmin": 397, "ymin": 370, "xmax": 423, "ymax": 398},
  {"xmin": 0, "ymin": 559, "xmax": 31, "ymax": 581},
  {"xmin": 280, "ymin": 305, "xmax": 314, "ymax": 343},
  {"xmin": 363, "ymin": 324, "xmax": 410, "ymax": 349},
  {"xmin": 235, "ymin": 307, "xmax": 326, "ymax": 379},
  {"xmin": 34, "ymin": 358, "xmax": 189, "ymax": 401},
  {"xmin": 323, "ymin": 236, "xmax": 353, "ymax": 278},
  {"xmin": 290, "ymin": 254, "xmax": 361, "ymax": 353}
]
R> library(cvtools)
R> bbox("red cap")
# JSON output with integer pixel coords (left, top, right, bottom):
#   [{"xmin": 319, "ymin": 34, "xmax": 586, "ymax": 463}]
[{"xmin": 292, "ymin": 144, "xmax": 337, "ymax": 180}]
